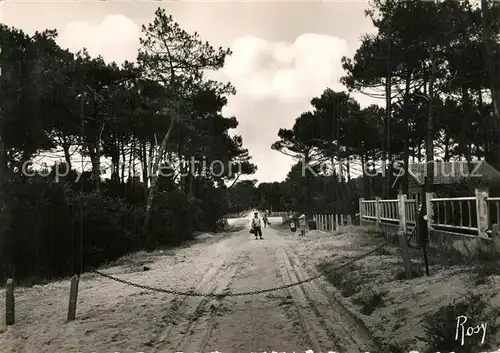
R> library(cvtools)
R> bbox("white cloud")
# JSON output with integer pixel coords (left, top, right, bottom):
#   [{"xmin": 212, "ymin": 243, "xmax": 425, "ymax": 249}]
[
  {"xmin": 57, "ymin": 14, "xmax": 139, "ymax": 63},
  {"xmin": 55, "ymin": 22, "xmax": 357, "ymax": 182},
  {"xmin": 222, "ymin": 33, "xmax": 349, "ymax": 101},
  {"xmin": 219, "ymin": 34, "xmax": 353, "ymax": 182}
]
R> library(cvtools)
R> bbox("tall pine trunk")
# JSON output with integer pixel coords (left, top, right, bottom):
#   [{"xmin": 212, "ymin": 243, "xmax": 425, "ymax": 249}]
[
  {"xmin": 384, "ymin": 38, "xmax": 392, "ymax": 198},
  {"xmin": 402, "ymin": 71, "xmax": 411, "ymax": 195},
  {"xmin": 142, "ymin": 114, "xmax": 176, "ymax": 236},
  {"xmin": 425, "ymin": 52, "xmax": 437, "ymax": 194},
  {"xmin": 481, "ymin": 0, "xmax": 500, "ymax": 170}
]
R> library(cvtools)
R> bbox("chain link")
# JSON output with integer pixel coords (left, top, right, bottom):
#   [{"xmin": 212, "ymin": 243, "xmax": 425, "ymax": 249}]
[{"xmin": 92, "ymin": 242, "xmax": 389, "ymax": 298}]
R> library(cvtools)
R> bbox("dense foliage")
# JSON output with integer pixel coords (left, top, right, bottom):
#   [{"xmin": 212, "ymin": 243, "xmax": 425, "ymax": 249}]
[
  {"xmin": 232, "ymin": 0, "xmax": 500, "ymax": 218},
  {"xmin": 1, "ymin": 0, "xmax": 499, "ymax": 281},
  {"xmin": 0, "ymin": 8, "xmax": 256, "ymax": 282}
]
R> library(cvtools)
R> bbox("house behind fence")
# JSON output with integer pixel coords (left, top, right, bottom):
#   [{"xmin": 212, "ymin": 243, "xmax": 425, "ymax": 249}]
[{"xmin": 359, "ymin": 161, "xmax": 500, "ymax": 257}]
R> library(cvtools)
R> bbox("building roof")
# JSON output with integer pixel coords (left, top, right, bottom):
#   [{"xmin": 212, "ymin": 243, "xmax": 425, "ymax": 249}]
[{"xmin": 393, "ymin": 160, "xmax": 500, "ymax": 187}]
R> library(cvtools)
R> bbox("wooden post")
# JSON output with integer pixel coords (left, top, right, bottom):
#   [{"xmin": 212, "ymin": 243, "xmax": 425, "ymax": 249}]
[
  {"xmin": 5, "ymin": 279, "xmax": 14, "ymax": 326},
  {"xmin": 335, "ymin": 214, "xmax": 339, "ymax": 228},
  {"xmin": 398, "ymin": 194, "xmax": 407, "ymax": 234},
  {"xmin": 476, "ymin": 188, "xmax": 489, "ymax": 238},
  {"xmin": 359, "ymin": 198, "xmax": 364, "ymax": 226},
  {"xmin": 398, "ymin": 231, "xmax": 412, "ymax": 279},
  {"xmin": 425, "ymin": 192, "xmax": 435, "ymax": 231},
  {"xmin": 67, "ymin": 275, "xmax": 79, "ymax": 321},
  {"xmin": 330, "ymin": 214, "xmax": 334, "ymax": 232},
  {"xmin": 375, "ymin": 196, "xmax": 381, "ymax": 229},
  {"xmin": 340, "ymin": 214, "xmax": 344, "ymax": 226},
  {"xmin": 347, "ymin": 214, "xmax": 352, "ymax": 225},
  {"xmin": 492, "ymin": 224, "xmax": 500, "ymax": 254}
]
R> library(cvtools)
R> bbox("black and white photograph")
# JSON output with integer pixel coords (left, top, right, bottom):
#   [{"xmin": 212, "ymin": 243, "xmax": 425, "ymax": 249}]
[{"xmin": 1, "ymin": 0, "xmax": 500, "ymax": 352}]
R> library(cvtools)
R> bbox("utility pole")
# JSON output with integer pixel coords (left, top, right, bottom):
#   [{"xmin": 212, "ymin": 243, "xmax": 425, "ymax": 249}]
[
  {"xmin": 78, "ymin": 92, "xmax": 85, "ymax": 275},
  {"xmin": 385, "ymin": 36, "xmax": 392, "ymax": 199},
  {"xmin": 336, "ymin": 96, "xmax": 342, "ymax": 225},
  {"xmin": 331, "ymin": 98, "xmax": 338, "ymax": 231},
  {"xmin": 421, "ymin": 48, "xmax": 437, "ymax": 277}
]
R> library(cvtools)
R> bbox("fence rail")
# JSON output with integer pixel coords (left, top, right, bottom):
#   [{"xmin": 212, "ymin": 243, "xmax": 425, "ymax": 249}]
[
  {"xmin": 379, "ymin": 199, "xmax": 399, "ymax": 222},
  {"xmin": 359, "ymin": 188, "xmax": 492, "ymax": 240},
  {"xmin": 431, "ymin": 197, "xmax": 477, "ymax": 232},
  {"xmin": 312, "ymin": 214, "xmax": 352, "ymax": 232}
]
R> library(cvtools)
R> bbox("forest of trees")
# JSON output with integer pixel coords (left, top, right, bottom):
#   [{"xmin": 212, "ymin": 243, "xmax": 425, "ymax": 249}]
[
  {"xmin": 0, "ymin": 9, "xmax": 256, "ymax": 282},
  {"xmin": 1, "ymin": 0, "xmax": 499, "ymax": 282},
  {"xmin": 228, "ymin": 0, "xmax": 500, "ymax": 219}
]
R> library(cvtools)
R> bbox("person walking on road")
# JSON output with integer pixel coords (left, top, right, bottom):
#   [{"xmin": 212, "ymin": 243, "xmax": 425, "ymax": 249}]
[
  {"xmin": 298, "ymin": 213, "xmax": 306, "ymax": 237},
  {"xmin": 251, "ymin": 212, "xmax": 263, "ymax": 239},
  {"xmin": 262, "ymin": 210, "xmax": 270, "ymax": 228}
]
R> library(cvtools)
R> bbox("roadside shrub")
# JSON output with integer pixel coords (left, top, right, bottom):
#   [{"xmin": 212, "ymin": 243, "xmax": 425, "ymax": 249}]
[
  {"xmin": 67, "ymin": 190, "xmax": 143, "ymax": 270},
  {"xmin": 0, "ymin": 171, "xmax": 230, "ymax": 284},
  {"xmin": 420, "ymin": 295, "xmax": 497, "ymax": 353},
  {"xmin": 353, "ymin": 290, "xmax": 387, "ymax": 315},
  {"xmin": 316, "ymin": 262, "xmax": 362, "ymax": 297},
  {"xmin": 0, "ymin": 176, "xmax": 143, "ymax": 283},
  {"xmin": 148, "ymin": 190, "xmax": 203, "ymax": 247},
  {"xmin": 473, "ymin": 246, "xmax": 500, "ymax": 285},
  {"xmin": 372, "ymin": 336, "xmax": 407, "ymax": 353},
  {"xmin": 0, "ymin": 177, "xmax": 15, "ymax": 279},
  {"xmin": 193, "ymin": 177, "xmax": 229, "ymax": 231}
]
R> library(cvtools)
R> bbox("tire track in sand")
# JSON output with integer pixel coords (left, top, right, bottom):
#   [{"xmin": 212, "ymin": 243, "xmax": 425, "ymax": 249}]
[
  {"xmin": 281, "ymin": 245, "xmax": 375, "ymax": 352},
  {"xmin": 152, "ymin": 252, "xmax": 247, "ymax": 353},
  {"xmin": 275, "ymin": 245, "xmax": 341, "ymax": 353},
  {"xmin": 198, "ymin": 237, "xmax": 312, "ymax": 353},
  {"xmin": 146, "ymin": 250, "xmax": 235, "ymax": 350}
]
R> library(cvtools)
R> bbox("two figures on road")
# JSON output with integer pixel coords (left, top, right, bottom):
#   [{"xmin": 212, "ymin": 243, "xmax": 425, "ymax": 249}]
[{"xmin": 288, "ymin": 211, "xmax": 306, "ymax": 236}]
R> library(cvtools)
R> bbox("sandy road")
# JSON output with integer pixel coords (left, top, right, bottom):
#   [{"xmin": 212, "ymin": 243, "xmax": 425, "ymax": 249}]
[
  {"xmin": 150, "ymin": 222, "xmax": 375, "ymax": 353},
  {"xmin": 0, "ymin": 217, "xmax": 374, "ymax": 353}
]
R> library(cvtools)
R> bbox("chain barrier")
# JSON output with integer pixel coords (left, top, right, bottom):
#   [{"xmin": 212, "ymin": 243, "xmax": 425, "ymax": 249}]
[{"xmin": 92, "ymin": 241, "xmax": 389, "ymax": 298}]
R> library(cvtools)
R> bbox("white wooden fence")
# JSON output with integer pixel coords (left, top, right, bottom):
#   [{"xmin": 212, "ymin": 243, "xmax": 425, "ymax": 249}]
[
  {"xmin": 359, "ymin": 188, "xmax": 498, "ymax": 240},
  {"xmin": 312, "ymin": 214, "xmax": 352, "ymax": 232}
]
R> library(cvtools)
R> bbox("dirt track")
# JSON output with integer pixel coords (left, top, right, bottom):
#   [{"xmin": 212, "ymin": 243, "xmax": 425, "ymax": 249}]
[{"xmin": 0, "ymin": 222, "xmax": 375, "ymax": 353}]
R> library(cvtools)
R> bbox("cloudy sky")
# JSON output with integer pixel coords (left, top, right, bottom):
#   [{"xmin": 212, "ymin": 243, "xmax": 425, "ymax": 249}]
[{"xmin": 1, "ymin": 0, "xmax": 380, "ymax": 183}]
